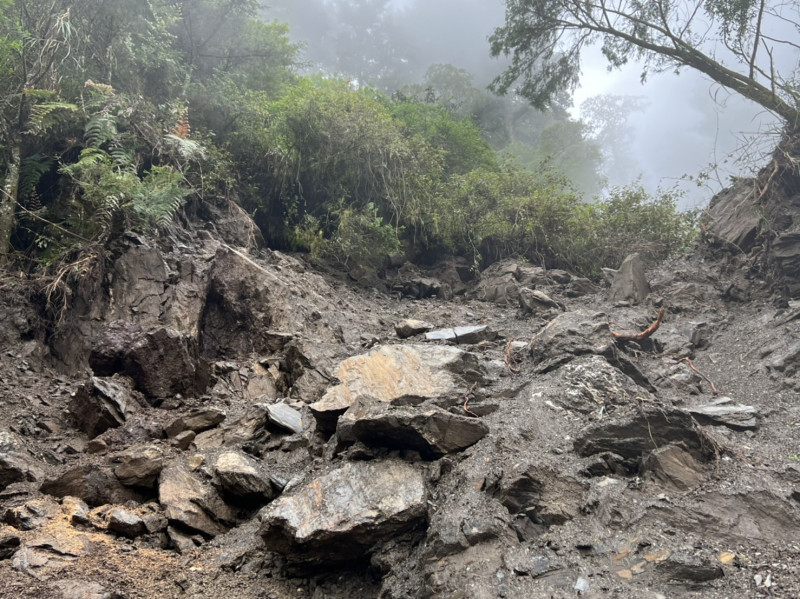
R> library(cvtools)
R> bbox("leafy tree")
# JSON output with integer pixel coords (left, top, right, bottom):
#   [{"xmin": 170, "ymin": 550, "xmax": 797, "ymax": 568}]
[{"xmin": 489, "ymin": 0, "xmax": 800, "ymax": 129}]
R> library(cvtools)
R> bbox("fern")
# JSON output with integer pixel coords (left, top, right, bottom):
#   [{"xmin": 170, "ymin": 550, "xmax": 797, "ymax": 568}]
[
  {"xmin": 84, "ymin": 110, "xmax": 118, "ymax": 149},
  {"xmin": 26, "ymin": 102, "xmax": 79, "ymax": 135},
  {"xmin": 19, "ymin": 154, "xmax": 54, "ymax": 199},
  {"xmin": 130, "ymin": 165, "xmax": 191, "ymax": 230},
  {"xmin": 164, "ymin": 134, "xmax": 206, "ymax": 162}
]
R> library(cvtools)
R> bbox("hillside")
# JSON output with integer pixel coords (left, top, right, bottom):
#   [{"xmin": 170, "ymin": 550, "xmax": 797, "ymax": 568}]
[{"xmin": 0, "ymin": 205, "xmax": 799, "ymax": 599}]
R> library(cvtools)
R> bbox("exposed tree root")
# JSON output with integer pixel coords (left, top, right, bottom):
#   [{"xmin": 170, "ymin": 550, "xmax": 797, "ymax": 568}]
[{"xmin": 611, "ymin": 307, "xmax": 666, "ymax": 342}]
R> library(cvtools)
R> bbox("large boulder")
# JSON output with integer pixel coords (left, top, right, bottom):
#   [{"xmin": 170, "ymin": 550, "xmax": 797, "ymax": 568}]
[
  {"xmin": 309, "ymin": 344, "xmax": 483, "ymax": 432},
  {"xmin": 259, "ymin": 460, "xmax": 427, "ymax": 565},
  {"xmin": 609, "ymin": 253, "xmax": 650, "ymax": 305},
  {"xmin": 0, "ymin": 430, "xmax": 43, "ymax": 490},
  {"xmin": 68, "ymin": 377, "xmax": 142, "ymax": 438},
  {"xmin": 40, "ymin": 465, "xmax": 143, "ymax": 507},
  {"xmin": 158, "ymin": 463, "xmax": 234, "ymax": 537},
  {"xmin": 337, "ymin": 398, "xmax": 489, "ymax": 458}
]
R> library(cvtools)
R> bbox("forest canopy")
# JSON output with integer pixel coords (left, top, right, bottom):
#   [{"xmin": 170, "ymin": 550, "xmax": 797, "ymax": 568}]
[{"xmin": 0, "ymin": 0, "xmax": 696, "ymax": 280}]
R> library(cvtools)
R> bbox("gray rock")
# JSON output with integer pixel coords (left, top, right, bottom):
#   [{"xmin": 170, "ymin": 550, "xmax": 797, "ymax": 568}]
[
  {"xmin": 68, "ymin": 377, "xmax": 141, "ymax": 439},
  {"xmin": 0, "ymin": 451, "xmax": 43, "ymax": 491},
  {"xmin": 654, "ymin": 554, "xmax": 724, "ymax": 583},
  {"xmin": 266, "ymin": 403, "xmax": 303, "ymax": 434},
  {"xmin": 4, "ymin": 498, "xmax": 60, "ymax": 530},
  {"xmin": 171, "ymin": 430, "xmax": 196, "ymax": 450},
  {"xmin": 158, "ymin": 464, "xmax": 233, "ymax": 537},
  {"xmin": 705, "ymin": 184, "xmax": 760, "ymax": 251},
  {"xmin": 768, "ymin": 341, "xmax": 800, "ymax": 373},
  {"xmin": 113, "ymin": 445, "xmax": 163, "ymax": 488},
  {"xmin": 165, "ymin": 408, "xmax": 226, "ymax": 438},
  {"xmin": 107, "ymin": 508, "xmax": 147, "ymax": 538},
  {"xmin": 518, "ymin": 288, "xmax": 562, "ymax": 314},
  {"xmin": 688, "ymin": 397, "xmax": 758, "ymax": 431},
  {"xmin": 54, "ymin": 580, "xmax": 125, "ymax": 599},
  {"xmin": 337, "ymin": 398, "xmax": 489, "ymax": 458},
  {"xmin": 424, "ymin": 325, "xmax": 497, "ymax": 344},
  {"xmin": 609, "ymin": 253, "xmax": 650, "ymax": 304},
  {"xmin": 40, "ymin": 465, "xmax": 143, "ymax": 507},
  {"xmin": 395, "ymin": 319, "xmax": 434, "ymax": 339},
  {"xmin": 642, "ymin": 445, "xmax": 704, "ymax": 490},
  {"xmin": 259, "ymin": 460, "xmax": 427, "ymax": 565},
  {"xmin": 309, "ymin": 344, "xmax": 482, "ymax": 432},
  {"xmin": 0, "ymin": 533, "xmax": 20, "ymax": 559},
  {"xmin": 213, "ymin": 452, "xmax": 272, "ymax": 500}
]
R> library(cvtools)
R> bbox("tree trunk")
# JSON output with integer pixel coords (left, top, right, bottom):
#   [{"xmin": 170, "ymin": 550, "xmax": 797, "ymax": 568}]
[{"xmin": 0, "ymin": 143, "xmax": 20, "ymax": 266}]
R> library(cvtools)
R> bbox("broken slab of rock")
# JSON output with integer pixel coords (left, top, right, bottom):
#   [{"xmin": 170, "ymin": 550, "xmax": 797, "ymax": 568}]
[
  {"xmin": 609, "ymin": 253, "xmax": 650, "ymax": 305},
  {"xmin": 165, "ymin": 408, "xmax": 226, "ymax": 438},
  {"xmin": 337, "ymin": 398, "xmax": 488, "ymax": 459},
  {"xmin": 394, "ymin": 319, "xmax": 433, "ymax": 339},
  {"xmin": 40, "ymin": 465, "xmax": 144, "ymax": 507},
  {"xmin": 425, "ymin": 325, "xmax": 497, "ymax": 344},
  {"xmin": 68, "ymin": 377, "xmax": 142, "ymax": 439},
  {"xmin": 106, "ymin": 508, "xmax": 147, "ymax": 538},
  {"xmin": 309, "ymin": 344, "xmax": 483, "ymax": 433},
  {"xmin": 688, "ymin": 397, "xmax": 758, "ymax": 431},
  {"xmin": 642, "ymin": 445, "xmax": 704, "ymax": 491},
  {"xmin": 112, "ymin": 444, "xmax": 164, "ymax": 488},
  {"xmin": 213, "ymin": 451, "xmax": 272, "ymax": 502},
  {"xmin": 574, "ymin": 407, "xmax": 709, "ymax": 467},
  {"xmin": 259, "ymin": 460, "xmax": 427, "ymax": 566},
  {"xmin": 0, "ymin": 430, "xmax": 43, "ymax": 490},
  {"xmin": 158, "ymin": 463, "xmax": 234, "ymax": 538},
  {"xmin": 518, "ymin": 288, "xmax": 563, "ymax": 314},
  {"xmin": 265, "ymin": 403, "xmax": 303, "ymax": 435}
]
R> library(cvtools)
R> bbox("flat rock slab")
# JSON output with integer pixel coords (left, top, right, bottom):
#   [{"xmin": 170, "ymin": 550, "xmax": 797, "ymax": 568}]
[
  {"xmin": 642, "ymin": 445, "xmax": 704, "ymax": 491},
  {"xmin": 40, "ymin": 465, "xmax": 143, "ymax": 507},
  {"xmin": 259, "ymin": 460, "xmax": 427, "ymax": 565},
  {"xmin": 688, "ymin": 397, "xmax": 758, "ymax": 431},
  {"xmin": 165, "ymin": 408, "xmax": 226, "ymax": 438},
  {"xmin": 69, "ymin": 377, "xmax": 141, "ymax": 439},
  {"xmin": 310, "ymin": 345, "xmax": 481, "ymax": 432},
  {"xmin": 425, "ymin": 325, "xmax": 496, "ymax": 344},
  {"xmin": 113, "ymin": 444, "xmax": 163, "ymax": 488},
  {"xmin": 337, "ymin": 399, "xmax": 489, "ymax": 458},
  {"xmin": 266, "ymin": 403, "xmax": 303, "ymax": 434},
  {"xmin": 214, "ymin": 451, "xmax": 272, "ymax": 501}
]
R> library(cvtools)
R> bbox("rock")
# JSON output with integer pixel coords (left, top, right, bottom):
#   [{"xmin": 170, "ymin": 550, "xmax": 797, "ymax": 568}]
[
  {"xmin": 473, "ymin": 260, "xmax": 520, "ymax": 305},
  {"xmin": 158, "ymin": 464, "xmax": 233, "ymax": 537},
  {"xmin": 0, "ymin": 430, "xmax": 43, "ymax": 490},
  {"xmin": 113, "ymin": 445, "xmax": 164, "ymax": 488},
  {"xmin": 259, "ymin": 460, "xmax": 427, "ymax": 565},
  {"xmin": 61, "ymin": 497, "xmax": 91, "ymax": 526},
  {"xmin": 0, "ymin": 532, "xmax": 20, "ymax": 559},
  {"xmin": 688, "ymin": 397, "xmax": 758, "ymax": 431},
  {"xmin": 394, "ymin": 319, "xmax": 433, "ymax": 339},
  {"xmin": 107, "ymin": 508, "xmax": 147, "ymax": 538},
  {"xmin": 393, "ymin": 276, "xmax": 450, "ymax": 300},
  {"xmin": 492, "ymin": 465, "xmax": 586, "ymax": 526},
  {"xmin": 309, "ymin": 344, "xmax": 482, "ymax": 433},
  {"xmin": 767, "ymin": 341, "xmax": 800, "ymax": 374},
  {"xmin": 519, "ymin": 288, "xmax": 562, "ymax": 314},
  {"xmin": 166, "ymin": 525, "xmax": 198, "ymax": 554},
  {"xmin": 567, "ymin": 277, "xmax": 599, "ymax": 297},
  {"xmin": 337, "ymin": 398, "xmax": 489, "ymax": 458},
  {"xmin": 424, "ymin": 325, "xmax": 497, "ymax": 344},
  {"xmin": 705, "ymin": 184, "xmax": 760, "ymax": 251},
  {"xmin": 213, "ymin": 452, "xmax": 272, "ymax": 501},
  {"xmin": 90, "ymin": 324, "xmax": 203, "ymax": 402},
  {"xmin": 108, "ymin": 244, "xmax": 169, "ymax": 323},
  {"xmin": 772, "ymin": 232, "xmax": 800, "ymax": 292},
  {"xmin": 54, "ymin": 579, "xmax": 125, "ymax": 599},
  {"xmin": 642, "ymin": 445, "xmax": 704, "ymax": 490},
  {"xmin": 654, "ymin": 554, "xmax": 724, "ymax": 584},
  {"xmin": 574, "ymin": 407, "xmax": 709, "ymax": 464},
  {"xmin": 609, "ymin": 253, "xmax": 650, "ymax": 304},
  {"xmin": 4, "ymin": 498, "xmax": 60, "ymax": 530},
  {"xmin": 40, "ymin": 465, "xmax": 143, "ymax": 507},
  {"xmin": 265, "ymin": 403, "xmax": 303, "ymax": 435},
  {"xmin": 165, "ymin": 408, "xmax": 226, "ymax": 438},
  {"xmin": 68, "ymin": 377, "xmax": 141, "ymax": 439},
  {"xmin": 171, "ymin": 430, "xmax": 196, "ymax": 450}
]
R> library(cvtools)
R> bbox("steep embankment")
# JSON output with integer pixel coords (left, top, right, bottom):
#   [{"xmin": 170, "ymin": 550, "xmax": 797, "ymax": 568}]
[{"xmin": 1, "ymin": 208, "xmax": 800, "ymax": 599}]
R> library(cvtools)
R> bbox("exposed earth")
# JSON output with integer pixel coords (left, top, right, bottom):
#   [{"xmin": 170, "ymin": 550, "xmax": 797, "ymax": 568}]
[{"xmin": 1, "ymin": 204, "xmax": 800, "ymax": 599}]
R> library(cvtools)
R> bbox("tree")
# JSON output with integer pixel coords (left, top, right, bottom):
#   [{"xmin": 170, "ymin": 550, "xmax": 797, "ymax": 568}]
[{"xmin": 489, "ymin": 0, "xmax": 800, "ymax": 129}]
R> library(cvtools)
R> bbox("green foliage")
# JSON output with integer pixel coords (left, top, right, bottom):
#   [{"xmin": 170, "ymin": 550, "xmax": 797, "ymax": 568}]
[{"xmin": 26, "ymin": 101, "xmax": 79, "ymax": 135}]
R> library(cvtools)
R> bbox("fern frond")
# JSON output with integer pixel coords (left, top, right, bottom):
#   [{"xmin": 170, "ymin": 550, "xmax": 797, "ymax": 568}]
[
  {"xmin": 164, "ymin": 134, "xmax": 206, "ymax": 161},
  {"xmin": 27, "ymin": 102, "xmax": 79, "ymax": 135},
  {"xmin": 84, "ymin": 110, "xmax": 118, "ymax": 149},
  {"xmin": 19, "ymin": 153, "xmax": 54, "ymax": 198}
]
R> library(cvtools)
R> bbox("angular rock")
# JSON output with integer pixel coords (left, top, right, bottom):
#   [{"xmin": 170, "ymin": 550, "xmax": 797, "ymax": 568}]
[
  {"xmin": 0, "ymin": 532, "xmax": 20, "ymax": 559},
  {"xmin": 474, "ymin": 261, "xmax": 520, "ymax": 305},
  {"xmin": 394, "ymin": 276, "xmax": 449, "ymax": 300},
  {"xmin": 767, "ymin": 341, "xmax": 800, "ymax": 374},
  {"xmin": 171, "ymin": 430, "xmax": 195, "ymax": 450},
  {"xmin": 492, "ymin": 465, "xmax": 586, "ymax": 526},
  {"xmin": 395, "ymin": 319, "xmax": 433, "ymax": 339},
  {"xmin": 158, "ymin": 464, "xmax": 233, "ymax": 537},
  {"xmin": 574, "ymin": 407, "xmax": 709, "ymax": 463},
  {"xmin": 266, "ymin": 403, "xmax": 303, "ymax": 435},
  {"xmin": 113, "ymin": 445, "xmax": 164, "ymax": 488},
  {"xmin": 337, "ymin": 398, "xmax": 488, "ymax": 459},
  {"xmin": 90, "ymin": 324, "xmax": 202, "ymax": 402},
  {"xmin": 530, "ymin": 309, "xmax": 613, "ymax": 370},
  {"xmin": 309, "ymin": 344, "xmax": 482, "ymax": 432},
  {"xmin": 55, "ymin": 580, "xmax": 125, "ymax": 599},
  {"xmin": 705, "ymin": 184, "xmax": 760, "ymax": 251},
  {"xmin": 688, "ymin": 397, "xmax": 758, "ymax": 431},
  {"xmin": 107, "ymin": 508, "xmax": 147, "ymax": 538},
  {"xmin": 40, "ymin": 465, "xmax": 143, "ymax": 507},
  {"xmin": 609, "ymin": 253, "xmax": 650, "ymax": 305},
  {"xmin": 424, "ymin": 325, "xmax": 497, "ymax": 344},
  {"xmin": 654, "ymin": 554, "xmax": 724, "ymax": 583},
  {"xmin": 642, "ymin": 445, "xmax": 704, "ymax": 490},
  {"xmin": 0, "ymin": 430, "xmax": 43, "ymax": 491},
  {"xmin": 519, "ymin": 288, "xmax": 562, "ymax": 314},
  {"xmin": 108, "ymin": 244, "xmax": 169, "ymax": 323},
  {"xmin": 165, "ymin": 408, "xmax": 226, "ymax": 438},
  {"xmin": 4, "ymin": 498, "xmax": 60, "ymax": 530},
  {"xmin": 259, "ymin": 461, "xmax": 427, "ymax": 565},
  {"xmin": 213, "ymin": 452, "xmax": 272, "ymax": 501},
  {"xmin": 68, "ymin": 377, "xmax": 141, "ymax": 439}
]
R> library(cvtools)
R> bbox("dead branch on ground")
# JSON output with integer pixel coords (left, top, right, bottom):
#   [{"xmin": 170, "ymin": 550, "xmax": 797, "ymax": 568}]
[
  {"xmin": 676, "ymin": 357, "xmax": 720, "ymax": 395},
  {"xmin": 611, "ymin": 307, "xmax": 666, "ymax": 342}
]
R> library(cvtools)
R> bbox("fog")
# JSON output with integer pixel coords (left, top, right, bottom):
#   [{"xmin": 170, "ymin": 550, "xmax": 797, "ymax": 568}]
[{"xmin": 267, "ymin": 0, "xmax": 789, "ymax": 209}]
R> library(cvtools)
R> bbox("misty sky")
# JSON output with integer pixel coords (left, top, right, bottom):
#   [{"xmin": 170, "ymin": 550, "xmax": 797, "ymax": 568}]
[{"xmin": 274, "ymin": 0, "xmax": 790, "ymax": 209}]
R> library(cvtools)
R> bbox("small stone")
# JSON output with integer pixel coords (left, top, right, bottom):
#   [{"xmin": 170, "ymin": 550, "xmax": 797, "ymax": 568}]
[
  {"xmin": 171, "ymin": 430, "xmax": 195, "ymax": 450},
  {"xmin": 395, "ymin": 319, "xmax": 433, "ymax": 339},
  {"xmin": 688, "ymin": 397, "xmax": 758, "ymax": 431},
  {"xmin": 266, "ymin": 403, "xmax": 303, "ymax": 435},
  {"xmin": 165, "ymin": 408, "xmax": 226, "ymax": 438},
  {"xmin": 107, "ymin": 508, "xmax": 147, "ymax": 538}
]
